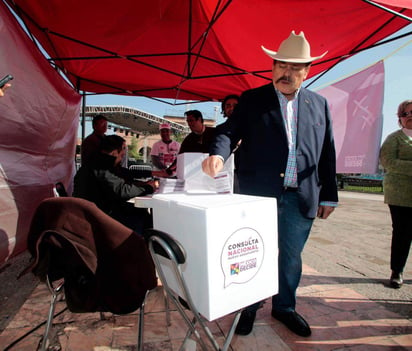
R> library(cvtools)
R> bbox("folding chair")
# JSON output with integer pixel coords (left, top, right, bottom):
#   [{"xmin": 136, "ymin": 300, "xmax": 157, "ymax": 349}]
[
  {"xmin": 129, "ymin": 164, "xmax": 153, "ymax": 180},
  {"xmin": 25, "ymin": 197, "xmax": 157, "ymax": 351},
  {"xmin": 145, "ymin": 228, "xmax": 241, "ymax": 351}
]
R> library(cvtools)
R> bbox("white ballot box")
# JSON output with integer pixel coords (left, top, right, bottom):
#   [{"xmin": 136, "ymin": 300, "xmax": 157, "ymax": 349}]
[{"xmin": 149, "ymin": 193, "xmax": 278, "ymax": 321}]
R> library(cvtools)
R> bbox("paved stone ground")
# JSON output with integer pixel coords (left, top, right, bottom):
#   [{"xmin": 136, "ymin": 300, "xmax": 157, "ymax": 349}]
[
  {"xmin": 0, "ymin": 251, "xmax": 38, "ymax": 333},
  {"xmin": 0, "ymin": 191, "xmax": 411, "ymax": 350},
  {"xmin": 303, "ymin": 192, "xmax": 411, "ymax": 319}
]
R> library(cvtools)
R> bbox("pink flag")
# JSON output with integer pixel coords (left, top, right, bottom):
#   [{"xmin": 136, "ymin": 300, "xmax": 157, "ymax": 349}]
[{"xmin": 317, "ymin": 61, "xmax": 384, "ymax": 174}]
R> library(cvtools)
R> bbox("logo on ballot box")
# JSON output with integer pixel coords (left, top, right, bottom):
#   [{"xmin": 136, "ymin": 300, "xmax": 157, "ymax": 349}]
[{"xmin": 221, "ymin": 227, "xmax": 264, "ymax": 288}]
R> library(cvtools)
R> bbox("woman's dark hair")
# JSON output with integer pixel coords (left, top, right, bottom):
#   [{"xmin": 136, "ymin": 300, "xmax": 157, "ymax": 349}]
[{"xmin": 221, "ymin": 94, "xmax": 240, "ymax": 113}]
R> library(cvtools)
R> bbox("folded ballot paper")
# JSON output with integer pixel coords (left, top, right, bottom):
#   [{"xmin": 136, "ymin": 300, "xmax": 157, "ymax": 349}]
[{"xmin": 157, "ymin": 153, "xmax": 234, "ymax": 194}]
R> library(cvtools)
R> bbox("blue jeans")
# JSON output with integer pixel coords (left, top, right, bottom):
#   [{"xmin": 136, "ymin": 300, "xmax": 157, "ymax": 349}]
[{"xmin": 246, "ymin": 191, "xmax": 313, "ymax": 313}]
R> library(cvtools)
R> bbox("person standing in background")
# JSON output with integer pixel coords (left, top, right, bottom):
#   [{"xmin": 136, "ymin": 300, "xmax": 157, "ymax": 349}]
[
  {"xmin": 81, "ymin": 114, "xmax": 107, "ymax": 166},
  {"xmin": 221, "ymin": 94, "xmax": 240, "ymax": 119},
  {"xmin": 379, "ymin": 99, "xmax": 412, "ymax": 289},
  {"xmin": 151, "ymin": 123, "xmax": 180, "ymax": 176},
  {"xmin": 179, "ymin": 110, "xmax": 216, "ymax": 154}
]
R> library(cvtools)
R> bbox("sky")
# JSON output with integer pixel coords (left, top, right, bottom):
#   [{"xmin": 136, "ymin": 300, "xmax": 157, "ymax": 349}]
[{"xmin": 85, "ymin": 24, "xmax": 412, "ymax": 144}]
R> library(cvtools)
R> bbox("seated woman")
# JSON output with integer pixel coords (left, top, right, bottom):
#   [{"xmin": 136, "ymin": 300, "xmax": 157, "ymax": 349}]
[{"xmin": 73, "ymin": 135, "xmax": 158, "ymax": 234}]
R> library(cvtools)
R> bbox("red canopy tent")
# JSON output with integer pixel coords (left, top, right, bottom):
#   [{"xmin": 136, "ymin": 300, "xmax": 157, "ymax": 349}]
[
  {"xmin": 0, "ymin": 0, "xmax": 411, "ymax": 263},
  {"xmin": 5, "ymin": 0, "xmax": 412, "ymax": 102}
]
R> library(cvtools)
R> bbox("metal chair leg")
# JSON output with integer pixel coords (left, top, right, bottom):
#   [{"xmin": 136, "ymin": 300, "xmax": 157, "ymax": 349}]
[
  {"xmin": 40, "ymin": 277, "xmax": 64, "ymax": 351},
  {"xmin": 137, "ymin": 290, "xmax": 149, "ymax": 351},
  {"xmin": 163, "ymin": 287, "xmax": 171, "ymax": 326},
  {"xmin": 137, "ymin": 287, "xmax": 170, "ymax": 351},
  {"xmin": 147, "ymin": 231, "xmax": 241, "ymax": 351},
  {"xmin": 221, "ymin": 310, "xmax": 242, "ymax": 351}
]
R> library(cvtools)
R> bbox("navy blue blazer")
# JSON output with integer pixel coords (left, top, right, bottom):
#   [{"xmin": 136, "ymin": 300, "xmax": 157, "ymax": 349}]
[{"xmin": 211, "ymin": 83, "xmax": 338, "ymax": 218}]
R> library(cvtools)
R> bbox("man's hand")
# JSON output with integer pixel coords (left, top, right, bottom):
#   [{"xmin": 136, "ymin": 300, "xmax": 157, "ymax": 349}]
[
  {"xmin": 145, "ymin": 179, "xmax": 159, "ymax": 192},
  {"xmin": 317, "ymin": 205, "xmax": 335, "ymax": 219},
  {"xmin": 202, "ymin": 156, "xmax": 224, "ymax": 177}
]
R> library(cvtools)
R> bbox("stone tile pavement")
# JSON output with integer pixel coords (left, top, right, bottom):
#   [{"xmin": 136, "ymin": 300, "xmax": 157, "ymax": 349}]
[{"xmin": 0, "ymin": 191, "xmax": 411, "ymax": 350}]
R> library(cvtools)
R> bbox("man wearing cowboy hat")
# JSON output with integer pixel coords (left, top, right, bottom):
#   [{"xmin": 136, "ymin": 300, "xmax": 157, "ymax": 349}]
[{"xmin": 202, "ymin": 31, "xmax": 338, "ymax": 337}]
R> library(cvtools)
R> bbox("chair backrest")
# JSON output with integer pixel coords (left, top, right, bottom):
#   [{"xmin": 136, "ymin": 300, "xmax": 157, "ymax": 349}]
[
  {"xmin": 144, "ymin": 228, "xmax": 185, "ymax": 264},
  {"xmin": 27, "ymin": 197, "xmax": 157, "ymax": 314},
  {"xmin": 129, "ymin": 164, "xmax": 153, "ymax": 171},
  {"xmin": 129, "ymin": 164, "xmax": 153, "ymax": 180},
  {"xmin": 145, "ymin": 228, "xmax": 194, "ymax": 312}
]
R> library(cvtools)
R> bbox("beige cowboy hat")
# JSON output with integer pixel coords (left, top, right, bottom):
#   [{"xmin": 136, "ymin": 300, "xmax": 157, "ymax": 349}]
[{"xmin": 261, "ymin": 31, "xmax": 327, "ymax": 63}]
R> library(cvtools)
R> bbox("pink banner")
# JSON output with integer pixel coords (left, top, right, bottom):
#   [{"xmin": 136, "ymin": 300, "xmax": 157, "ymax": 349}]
[{"xmin": 318, "ymin": 61, "xmax": 384, "ymax": 174}]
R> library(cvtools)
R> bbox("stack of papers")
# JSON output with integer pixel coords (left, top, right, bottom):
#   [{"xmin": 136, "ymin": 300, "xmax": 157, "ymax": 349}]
[
  {"xmin": 156, "ymin": 153, "xmax": 234, "ymax": 194},
  {"xmin": 158, "ymin": 178, "xmax": 185, "ymax": 193},
  {"xmin": 157, "ymin": 171, "xmax": 232, "ymax": 194}
]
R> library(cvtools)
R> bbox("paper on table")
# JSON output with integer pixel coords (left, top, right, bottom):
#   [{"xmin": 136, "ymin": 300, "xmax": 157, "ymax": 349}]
[{"xmin": 158, "ymin": 178, "xmax": 185, "ymax": 193}]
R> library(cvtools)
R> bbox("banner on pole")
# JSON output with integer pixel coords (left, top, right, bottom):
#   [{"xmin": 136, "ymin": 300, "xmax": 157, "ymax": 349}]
[{"xmin": 317, "ymin": 61, "xmax": 384, "ymax": 174}]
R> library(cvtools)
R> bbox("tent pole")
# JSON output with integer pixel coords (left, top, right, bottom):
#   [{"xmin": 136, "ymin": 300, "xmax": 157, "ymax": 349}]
[
  {"xmin": 143, "ymin": 136, "xmax": 148, "ymax": 163},
  {"xmin": 81, "ymin": 92, "xmax": 86, "ymax": 140},
  {"xmin": 362, "ymin": 0, "xmax": 412, "ymax": 22}
]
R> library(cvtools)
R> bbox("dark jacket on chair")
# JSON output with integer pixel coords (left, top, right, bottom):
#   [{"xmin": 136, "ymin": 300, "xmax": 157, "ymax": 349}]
[{"xmin": 25, "ymin": 197, "xmax": 157, "ymax": 314}]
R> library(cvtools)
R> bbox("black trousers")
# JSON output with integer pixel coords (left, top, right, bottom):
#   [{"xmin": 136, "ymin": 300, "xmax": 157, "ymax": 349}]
[{"xmin": 389, "ymin": 205, "xmax": 412, "ymax": 273}]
